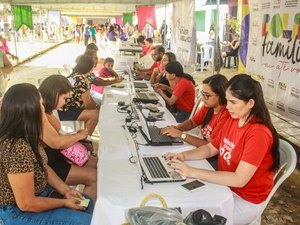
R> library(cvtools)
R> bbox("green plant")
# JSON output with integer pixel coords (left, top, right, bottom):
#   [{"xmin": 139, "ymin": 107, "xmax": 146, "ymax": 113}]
[{"xmin": 227, "ymin": 15, "xmax": 240, "ymax": 34}]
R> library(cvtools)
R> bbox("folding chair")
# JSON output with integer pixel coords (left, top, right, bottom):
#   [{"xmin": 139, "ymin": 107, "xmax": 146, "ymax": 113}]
[{"xmin": 249, "ymin": 139, "xmax": 297, "ymax": 225}]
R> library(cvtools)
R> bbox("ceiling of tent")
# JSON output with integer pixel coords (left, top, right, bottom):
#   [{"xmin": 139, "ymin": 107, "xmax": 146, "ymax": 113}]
[{"xmin": 2, "ymin": 0, "xmax": 177, "ymax": 18}]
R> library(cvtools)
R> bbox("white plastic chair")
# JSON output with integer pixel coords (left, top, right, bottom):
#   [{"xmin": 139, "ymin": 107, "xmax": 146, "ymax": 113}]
[
  {"xmin": 249, "ymin": 139, "xmax": 297, "ymax": 225},
  {"xmin": 200, "ymin": 44, "xmax": 214, "ymax": 72}
]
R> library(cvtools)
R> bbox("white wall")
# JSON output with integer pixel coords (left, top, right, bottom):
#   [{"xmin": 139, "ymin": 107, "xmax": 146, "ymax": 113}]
[{"xmin": 194, "ymin": 3, "xmax": 229, "ymax": 44}]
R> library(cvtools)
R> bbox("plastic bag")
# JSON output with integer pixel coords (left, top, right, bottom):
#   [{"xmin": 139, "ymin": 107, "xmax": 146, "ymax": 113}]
[
  {"xmin": 127, "ymin": 206, "xmax": 184, "ymax": 225},
  {"xmin": 124, "ymin": 193, "xmax": 184, "ymax": 225}
]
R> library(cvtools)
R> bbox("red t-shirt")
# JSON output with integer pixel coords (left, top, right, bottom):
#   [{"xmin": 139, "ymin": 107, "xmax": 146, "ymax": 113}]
[
  {"xmin": 192, "ymin": 105, "xmax": 229, "ymax": 140},
  {"xmin": 92, "ymin": 67, "xmax": 113, "ymax": 94},
  {"xmin": 142, "ymin": 45, "xmax": 153, "ymax": 55},
  {"xmin": 150, "ymin": 61, "xmax": 161, "ymax": 73},
  {"xmin": 173, "ymin": 77, "xmax": 195, "ymax": 113},
  {"xmin": 211, "ymin": 117, "xmax": 274, "ymax": 204}
]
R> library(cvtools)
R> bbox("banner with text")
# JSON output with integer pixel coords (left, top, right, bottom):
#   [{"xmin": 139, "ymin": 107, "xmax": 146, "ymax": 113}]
[
  {"xmin": 246, "ymin": 0, "xmax": 300, "ymax": 122},
  {"xmin": 172, "ymin": 0, "xmax": 197, "ymax": 66}
]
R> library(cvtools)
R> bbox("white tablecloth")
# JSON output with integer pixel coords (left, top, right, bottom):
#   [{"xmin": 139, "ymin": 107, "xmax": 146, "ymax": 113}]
[{"xmin": 91, "ymin": 86, "xmax": 234, "ymax": 225}]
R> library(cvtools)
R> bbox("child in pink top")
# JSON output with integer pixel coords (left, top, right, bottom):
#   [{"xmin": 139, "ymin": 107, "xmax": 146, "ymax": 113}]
[{"xmin": 92, "ymin": 57, "xmax": 118, "ymax": 94}]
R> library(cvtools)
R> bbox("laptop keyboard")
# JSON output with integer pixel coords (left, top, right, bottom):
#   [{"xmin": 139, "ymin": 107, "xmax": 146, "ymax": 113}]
[
  {"xmin": 149, "ymin": 127, "xmax": 175, "ymax": 142},
  {"xmin": 143, "ymin": 157, "xmax": 170, "ymax": 178},
  {"xmin": 137, "ymin": 92, "xmax": 148, "ymax": 99}
]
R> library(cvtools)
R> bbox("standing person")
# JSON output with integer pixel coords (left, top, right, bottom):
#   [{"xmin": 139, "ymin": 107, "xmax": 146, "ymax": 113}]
[
  {"xmin": 153, "ymin": 61, "xmax": 195, "ymax": 122},
  {"xmin": 39, "ymin": 75, "xmax": 98, "ymax": 202},
  {"xmin": 160, "ymin": 20, "xmax": 168, "ymax": 46},
  {"xmin": 0, "ymin": 33, "xmax": 19, "ymax": 61},
  {"xmin": 164, "ymin": 74, "xmax": 280, "ymax": 225},
  {"xmin": 0, "ymin": 49, "xmax": 13, "ymax": 97},
  {"xmin": 74, "ymin": 24, "xmax": 81, "ymax": 44},
  {"xmin": 83, "ymin": 24, "xmax": 90, "ymax": 46},
  {"xmin": 0, "ymin": 83, "xmax": 93, "ymax": 225},
  {"xmin": 90, "ymin": 25, "xmax": 96, "ymax": 43}
]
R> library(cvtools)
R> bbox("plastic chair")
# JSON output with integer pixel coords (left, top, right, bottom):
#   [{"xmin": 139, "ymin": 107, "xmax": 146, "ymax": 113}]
[
  {"xmin": 249, "ymin": 139, "xmax": 297, "ymax": 225},
  {"xmin": 189, "ymin": 85, "xmax": 204, "ymax": 119},
  {"xmin": 224, "ymin": 55, "xmax": 238, "ymax": 68},
  {"xmin": 200, "ymin": 44, "xmax": 214, "ymax": 72}
]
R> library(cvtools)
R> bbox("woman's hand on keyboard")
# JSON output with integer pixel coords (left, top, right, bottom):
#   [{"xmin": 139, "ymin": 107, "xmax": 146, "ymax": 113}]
[
  {"xmin": 163, "ymin": 152, "xmax": 185, "ymax": 161},
  {"xmin": 161, "ymin": 126, "xmax": 181, "ymax": 138}
]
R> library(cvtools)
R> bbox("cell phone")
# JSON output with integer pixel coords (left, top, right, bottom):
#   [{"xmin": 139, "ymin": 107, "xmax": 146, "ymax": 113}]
[
  {"xmin": 180, "ymin": 180, "xmax": 205, "ymax": 193},
  {"xmin": 74, "ymin": 197, "xmax": 90, "ymax": 208}
]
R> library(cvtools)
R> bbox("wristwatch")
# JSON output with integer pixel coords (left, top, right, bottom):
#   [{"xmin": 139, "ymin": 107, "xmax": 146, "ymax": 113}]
[{"xmin": 180, "ymin": 133, "xmax": 187, "ymax": 140}]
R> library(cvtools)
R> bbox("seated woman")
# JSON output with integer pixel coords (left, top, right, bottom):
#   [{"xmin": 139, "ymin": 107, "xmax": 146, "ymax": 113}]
[
  {"xmin": 222, "ymin": 33, "xmax": 240, "ymax": 57},
  {"xmin": 161, "ymin": 74, "xmax": 229, "ymax": 147},
  {"xmin": 39, "ymin": 75, "xmax": 97, "ymax": 202},
  {"xmin": 154, "ymin": 61, "xmax": 195, "ymax": 122},
  {"xmin": 161, "ymin": 74, "xmax": 229, "ymax": 169},
  {"xmin": 0, "ymin": 83, "xmax": 93, "ymax": 225},
  {"xmin": 58, "ymin": 55, "xmax": 99, "ymax": 136},
  {"xmin": 81, "ymin": 50, "xmax": 123, "ymax": 104},
  {"xmin": 150, "ymin": 52, "xmax": 176, "ymax": 88},
  {"xmin": 164, "ymin": 74, "xmax": 280, "ymax": 225}
]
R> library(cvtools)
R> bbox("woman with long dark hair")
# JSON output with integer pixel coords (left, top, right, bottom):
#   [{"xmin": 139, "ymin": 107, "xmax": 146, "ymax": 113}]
[
  {"xmin": 164, "ymin": 74, "xmax": 280, "ymax": 224},
  {"xmin": 161, "ymin": 74, "xmax": 229, "ymax": 147},
  {"xmin": 154, "ymin": 61, "xmax": 195, "ymax": 122},
  {"xmin": 0, "ymin": 84, "xmax": 93, "ymax": 225},
  {"xmin": 39, "ymin": 75, "xmax": 97, "ymax": 202},
  {"xmin": 57, "ymin": 54, "xmax": 99, "ymax": 135},
  {"xmin": 150, "ymin": 52, "xmax": 177, "ymax": 88}
]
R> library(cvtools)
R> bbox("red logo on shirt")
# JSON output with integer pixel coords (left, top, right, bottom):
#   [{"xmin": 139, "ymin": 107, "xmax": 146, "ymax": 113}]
[{"xmin": 220, "ymin": 138, "xmax": 235, "ymax": 165}]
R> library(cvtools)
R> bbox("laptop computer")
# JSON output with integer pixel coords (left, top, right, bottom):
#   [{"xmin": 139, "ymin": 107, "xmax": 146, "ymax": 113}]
[
  {"xmin": 135, "ymin": 106, "xmax": 183, "ymax": 146},
  {"xmin": 133, "ymin": 92, "xmax": 159, "ymax": 104},
  {"xmin": 134, "ymin": 82, "xmax": 148, "ymax": 89},
  {"xmin": 127, "ymin": 66, "xmax": 159, "ymax": 104},
  {"xmin": 128, "ymin": 66, "xmax": 143, "ymax": 80},
  {"xmin": 123, "ymin": 125, "xmax": 186, "ymax": 183}
]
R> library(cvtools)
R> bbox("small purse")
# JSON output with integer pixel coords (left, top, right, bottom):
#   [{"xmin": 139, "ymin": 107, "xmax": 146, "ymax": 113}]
[{"xmin": 61, "ymin": 142, "xmax": 89, "ymax": 166}]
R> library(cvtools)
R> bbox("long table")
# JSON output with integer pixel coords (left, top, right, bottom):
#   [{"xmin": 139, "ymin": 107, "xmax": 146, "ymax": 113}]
[{"xmin": 91, "ymin": 85, "xmax": 234, "ymax": 225}]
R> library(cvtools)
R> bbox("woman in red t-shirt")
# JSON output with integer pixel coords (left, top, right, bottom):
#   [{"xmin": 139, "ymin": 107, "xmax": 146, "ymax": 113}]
[
  {"xmin": 164, "ymin": 74, "xmax": 280, "ymax": 225},
  {"xmin": 153, "ymin": 61, "xmax": 195, "ymax": 122},
  {"xmin": 161, "ymin": 74, "xmax": 229, "ymax": 147}
]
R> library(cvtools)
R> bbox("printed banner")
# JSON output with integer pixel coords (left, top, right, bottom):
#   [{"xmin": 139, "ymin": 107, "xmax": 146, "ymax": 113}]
[
  {"xmin": 136, "ymin": 6, "xmax": 157, "ymax": 31},
  {"xmin": 172, "ymin": 0, "xmax": 197, "ymax": 66},
  {"xmin": 246, "ymin": 0, "xmax": 300, "ymax": 122},
  {"xmin": 13, "ymin": 5, "xmax": 33, "ymax": 30}
]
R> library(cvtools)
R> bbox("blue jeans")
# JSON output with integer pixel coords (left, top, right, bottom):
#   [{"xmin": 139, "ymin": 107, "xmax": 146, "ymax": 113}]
[
  {"xmin": 0, "ymin": 186, "xmax": 93, "ymax": 225},
  {"xmin": 169, "ymin": 107, "xmax": 191, "ymax": 123}
]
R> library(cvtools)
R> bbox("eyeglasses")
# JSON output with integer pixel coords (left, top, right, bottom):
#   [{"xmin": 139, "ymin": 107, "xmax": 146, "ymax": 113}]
[{"xmin": 200, "ymin": 90, "xmax": 216, "ymax": 100}]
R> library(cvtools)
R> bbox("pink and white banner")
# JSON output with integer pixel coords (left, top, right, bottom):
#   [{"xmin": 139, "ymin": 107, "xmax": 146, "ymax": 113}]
[
  {"xmin": 172, "ymin": 0, "xmax": 197, "ymax": 66},
  {"xmin": 246, "ymin": 0, "xmax": 300, "ymax": 122},
  {"xmin": 136, "ymin": 6, "xmax": 157, "ymax": 31}
]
